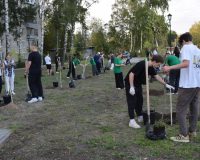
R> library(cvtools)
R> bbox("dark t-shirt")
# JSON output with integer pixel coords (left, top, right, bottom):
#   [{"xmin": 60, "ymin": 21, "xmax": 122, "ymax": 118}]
[
  {"xmin": 28, "ymin": 51, "xmax": 42, "ymax": 75},
  {"xmin": 124, "ymin": 60, "xmax": 157, "ymax": 86}
]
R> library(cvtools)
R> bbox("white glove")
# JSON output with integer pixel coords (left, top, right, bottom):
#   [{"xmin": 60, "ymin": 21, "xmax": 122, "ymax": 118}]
[
  {"xmin": 129, "ymin": 87, "xmax": 135, "ymax": 96},
  {"xmin": 165, "ymin": 84, "xmax": 175, "ymax": 90}
]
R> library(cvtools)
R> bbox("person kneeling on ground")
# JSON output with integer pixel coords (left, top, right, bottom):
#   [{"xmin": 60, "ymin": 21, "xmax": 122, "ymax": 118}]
[{"xmin": 124, "ymin": 55, "xmax": 174, "ymax": 129}]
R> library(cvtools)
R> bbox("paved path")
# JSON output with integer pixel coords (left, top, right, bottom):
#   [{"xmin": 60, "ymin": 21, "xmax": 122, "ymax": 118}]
[{"xmin": 0, "ymin": 129, "xmax": 11, "ymax": 147}]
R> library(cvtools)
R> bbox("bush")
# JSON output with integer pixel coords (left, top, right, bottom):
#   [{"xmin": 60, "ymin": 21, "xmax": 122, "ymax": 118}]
[{"xmin": 16, "ymin": 61, "xmax": 25, "ymax": 68}]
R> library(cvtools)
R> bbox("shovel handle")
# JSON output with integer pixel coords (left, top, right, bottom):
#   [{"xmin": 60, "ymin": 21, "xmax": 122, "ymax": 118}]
[
  {"xmin": 169, "ymin": 88, "xmax": 173, "ymax": 126},
  {"xmin": 145, "ymin": 59, "xmax": 150, "ymax": 124}
]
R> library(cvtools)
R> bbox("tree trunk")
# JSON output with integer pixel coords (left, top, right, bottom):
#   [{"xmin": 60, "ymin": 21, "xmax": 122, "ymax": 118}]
[
  {"xmin": 5, "ymin": 0, "xmax": 9, "ymax": 55},
  {"xmin": 62, "ymin": 25, "xmax": 68, "ymax": 66},
  {"xmin": 129, "ymin": 31, "xmax": 133, "ymax": 53},
  {"xmin": 140, "ymin": 30, "xmax": 143, "ymax": 54},
  {"xmin": 39, "ymin": 0, "xmax": 45, "ymax": 59}
]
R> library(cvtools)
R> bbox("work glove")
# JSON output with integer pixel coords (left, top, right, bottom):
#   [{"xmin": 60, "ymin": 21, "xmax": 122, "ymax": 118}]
[
  {"xmin": 165, "ymin": 84, "xmax": 175, "ymax": 90},
  {"xmin": 129, "ymin": 86, "xmax": 135, "ymax": 96}
]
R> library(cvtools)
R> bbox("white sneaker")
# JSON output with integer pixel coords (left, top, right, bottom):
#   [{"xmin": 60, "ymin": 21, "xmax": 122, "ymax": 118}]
[
  {"xmin": 11, "ymin": 91, "xmax": 16, "ymax": 95},
  {"xmin": 129, "ymin": 119, "xmax": 141, "ymax": 128},
  {"xmin": 170, "ymin": 134, "xmax": 189, "ymax": 143},
  {"xmin": 38, "ymin": 97, "xmax": 43, "ymax": 102},
  {"xmin": 28, "ymin": 98, "xmax": 38, "ymax": 103},
  {"xmin": 138, "ymin": 116, "xmax": 143, "ymax": 123}
]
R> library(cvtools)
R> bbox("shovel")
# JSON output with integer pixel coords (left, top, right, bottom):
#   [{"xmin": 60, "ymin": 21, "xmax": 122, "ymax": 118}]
[
  {"xmin": 169, "ymin": 88, "xmax": 173, "ymax": 126},
  {"xmin": 145, "ymin": 58, "xmax": 151, "ymax": 132},
  {"xmin": 25, "ymin": 74, "xmax": 32, "ymax": 102},
  {"xmin": 58, "ymin": 60, "xmax": 62, "ymax": 89}
]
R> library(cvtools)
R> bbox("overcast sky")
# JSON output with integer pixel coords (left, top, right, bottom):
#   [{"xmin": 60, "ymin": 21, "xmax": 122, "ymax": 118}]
[{"xmin": 87, "ymin": 0, "xmax": 200, "ymax": 34}]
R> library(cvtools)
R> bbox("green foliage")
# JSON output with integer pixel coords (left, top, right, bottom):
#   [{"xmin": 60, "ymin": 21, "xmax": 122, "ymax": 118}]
[
  {"xmin": 153, "ymin": 120, "xmax": 166, "ymax": 128},
  {"xmin": 44, "ymin": 0, "xmax": 91, "ymax": 57},
  {"xmin": 88, "ymin": 18, "xmax": 109, "ymax": 54},
  {"xmin": 167, "ymin": 31, "xmax": 178, "ymax": 47},
  {"xmin": 108, "ymin": 0, "xmax": 170, "ymax": 55},
  {"xmin": 190, "ymin": 21, "xmax": 200, "ymax": 47}
]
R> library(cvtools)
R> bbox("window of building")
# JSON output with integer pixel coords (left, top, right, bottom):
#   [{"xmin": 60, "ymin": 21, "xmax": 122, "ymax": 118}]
[
  {"xmin": 27, "ymin": 27, "xmax": 33, "ymax": 36},
  {"xmin": 34, "ymin": 29, "xmax": 38, "ymax": 36},
  {"xmin": 26, "ymin": 0, "xmax": 36, "ymax": 5}
]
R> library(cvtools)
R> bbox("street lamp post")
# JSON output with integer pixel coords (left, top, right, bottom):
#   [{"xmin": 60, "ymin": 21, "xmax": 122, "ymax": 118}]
[
  {"xmin": 27, "ymin": 35, "xmax": 30, "ymax": 52},
  {"xmin": 168, "ymin": 13, "xmax": 172, "ymax": 49}
]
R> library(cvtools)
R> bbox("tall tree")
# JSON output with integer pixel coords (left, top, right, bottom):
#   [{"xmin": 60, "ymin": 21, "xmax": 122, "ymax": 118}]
[
  {"xmin": 110, "ymin": 0, "xmax": 169, "ymax": 56},
  {"xmin": 88, "ymin": 18, "xmax": 109, "ymax": 54},
  {"xmin": 45, "ymin": 0, "xmax": 96, "ymax": 63}
]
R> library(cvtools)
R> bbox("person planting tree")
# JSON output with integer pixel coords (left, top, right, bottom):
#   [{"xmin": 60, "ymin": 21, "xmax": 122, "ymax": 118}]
[{"xmin": 124, "ymin": 55, "xmax": 174, "ymax": 129}]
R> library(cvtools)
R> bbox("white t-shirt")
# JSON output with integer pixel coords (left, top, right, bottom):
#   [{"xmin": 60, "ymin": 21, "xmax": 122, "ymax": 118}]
[
  {"xmin": 152, "ymin": 49, "xmax": 158, "ymax": 55},
  {"xmin": 179, "ymin": 43, "xmax": 200, "ymax": 88},
  {"xmin": 45, "ymin": 55, "xmax": 51, "ymax": 65}
]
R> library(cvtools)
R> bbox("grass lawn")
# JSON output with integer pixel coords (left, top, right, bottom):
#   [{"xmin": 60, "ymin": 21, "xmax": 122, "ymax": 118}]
[{"xmin": 0, "ymin": 63, "xmax": 199, "ymax": 160}]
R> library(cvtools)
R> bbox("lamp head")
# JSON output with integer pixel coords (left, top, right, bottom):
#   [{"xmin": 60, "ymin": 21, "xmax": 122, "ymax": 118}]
[{"xmin": 167, "ymin": 13, "xmax": 172, "ymax": 22}]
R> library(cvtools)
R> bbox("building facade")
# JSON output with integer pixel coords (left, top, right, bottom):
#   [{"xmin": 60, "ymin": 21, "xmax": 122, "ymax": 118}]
[{"xmin": 0, "ymin": 0, "xmax": 42, "ymax": 61}]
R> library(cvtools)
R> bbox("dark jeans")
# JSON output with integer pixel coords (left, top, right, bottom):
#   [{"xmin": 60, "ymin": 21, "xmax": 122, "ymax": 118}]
[
  {"xmin": 115, "ymin": 72, "xmax": 124, "ymax": 89},
  {"xmin": 67, "ymin": 62, "xmax": 76, "ymax": 79},
  {"xmin": 28, "ymin": 74, "xmax": 43, "ymax": 98},
  {"xmin": 96, "ymin": 62, "xmax": 101, "ymax": 74},
  {"xmin": 169, "ymin": 69, "xmax": 180, "ymax": 93},
  {"xmin": 125, "ymin": 83, "xmax": 143, "ymax": 119}
]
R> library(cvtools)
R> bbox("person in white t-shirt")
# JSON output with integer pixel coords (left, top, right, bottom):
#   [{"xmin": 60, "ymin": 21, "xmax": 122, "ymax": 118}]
[
  {"xmin": 163, "ymin": 32, "xmax": 200, "ymax": 143},
  {"xmin": 152, "ymin": 47, "xmax": 158, "ymax": 56},
  {"xmin": 3, "ymin": 53, "xmax": 16, "ymax": 95},
  {"xmin": 44, "ymin": 53, "xmax": 52, "ymax": 75}
]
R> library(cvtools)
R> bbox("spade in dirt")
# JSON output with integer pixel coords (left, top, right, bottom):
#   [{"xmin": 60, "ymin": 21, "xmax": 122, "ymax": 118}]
[{"xmin": 25, "ymin": 73, "xmax": 32, "ymax": 102}]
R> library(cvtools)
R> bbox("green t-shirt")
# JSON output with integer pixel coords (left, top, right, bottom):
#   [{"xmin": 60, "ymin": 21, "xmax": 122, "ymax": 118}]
[
  {"xmin": 165, "ymin": 55, "xmax": 180, "ymax": 66},
  {"xmin": 114, "ymin": 57, "xmax": 122, "ymax": 73},
  {"xmin": 73, "ymin": 58, "xmax": 80, "ymax": 66},
  {"xmin": 90, "ymin": 58, "xmax": 96, "ymax": 65}
]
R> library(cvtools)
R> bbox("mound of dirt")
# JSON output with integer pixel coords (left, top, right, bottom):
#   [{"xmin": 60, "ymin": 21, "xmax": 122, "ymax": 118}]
[{"xmin": 0, "ymin": 103, "xmax": 19, "ymax": 109}]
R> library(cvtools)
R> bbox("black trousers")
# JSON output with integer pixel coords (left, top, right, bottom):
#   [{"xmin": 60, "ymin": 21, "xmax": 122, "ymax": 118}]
[
  {"xmin": 92, "ymin": 65, "xmax": 98, "ymax": 76},
  {"xmin": 115, "ymin": 72, "xmax": 124, "ymax": 89},
  {"xmin": 169, "ymin": 69, "xmax": 180, "ymax": 93},
  {"xmin": 96, "ymin": 62, "xmax": 101, "ymax": 74},
  {"xmin": 55, "ymin": 62, "xmax": 58, "ymax": 72},
  {"xmin": 28, "ymin": 74, "xmax": 43, "ymax": 98},
  {"xmin": 125, "ymin": 83, "xmax": 143, "ymax": 119},
  {"xmin": 67, "ymin": 62, "xmax": 76, "ymax": 79}
]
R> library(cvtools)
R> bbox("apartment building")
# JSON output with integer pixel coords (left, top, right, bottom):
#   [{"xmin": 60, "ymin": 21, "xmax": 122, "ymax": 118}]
[{"xmin": 0, "ymin": 0, "xmax": 42, "ymax": 60}]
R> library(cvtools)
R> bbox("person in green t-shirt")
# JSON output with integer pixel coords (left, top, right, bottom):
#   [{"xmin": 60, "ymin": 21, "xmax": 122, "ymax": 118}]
[
  {"xmin": 67, "ymin": 55, "xmax": 80, "ymax": 80},
  {"xmin": 164, "ymin": 47, "xmax": 181, "ymax": 94},
  {"xmin": 114, "ymin": 52, "xmax": 125, "ymax": 89},
  {"xmin": 90, "ymin": 57, "xmax": 98, "ymax": 76}
]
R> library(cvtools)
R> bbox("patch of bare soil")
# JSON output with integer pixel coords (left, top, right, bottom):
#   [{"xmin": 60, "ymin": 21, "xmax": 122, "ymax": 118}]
[
  {"xmin": 0, "ymin": 103, "xmax": 19, "ymax": 110},
  {"xmin": 149, "ymin": 89, "xmax": 164, "ymax": 96}
]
